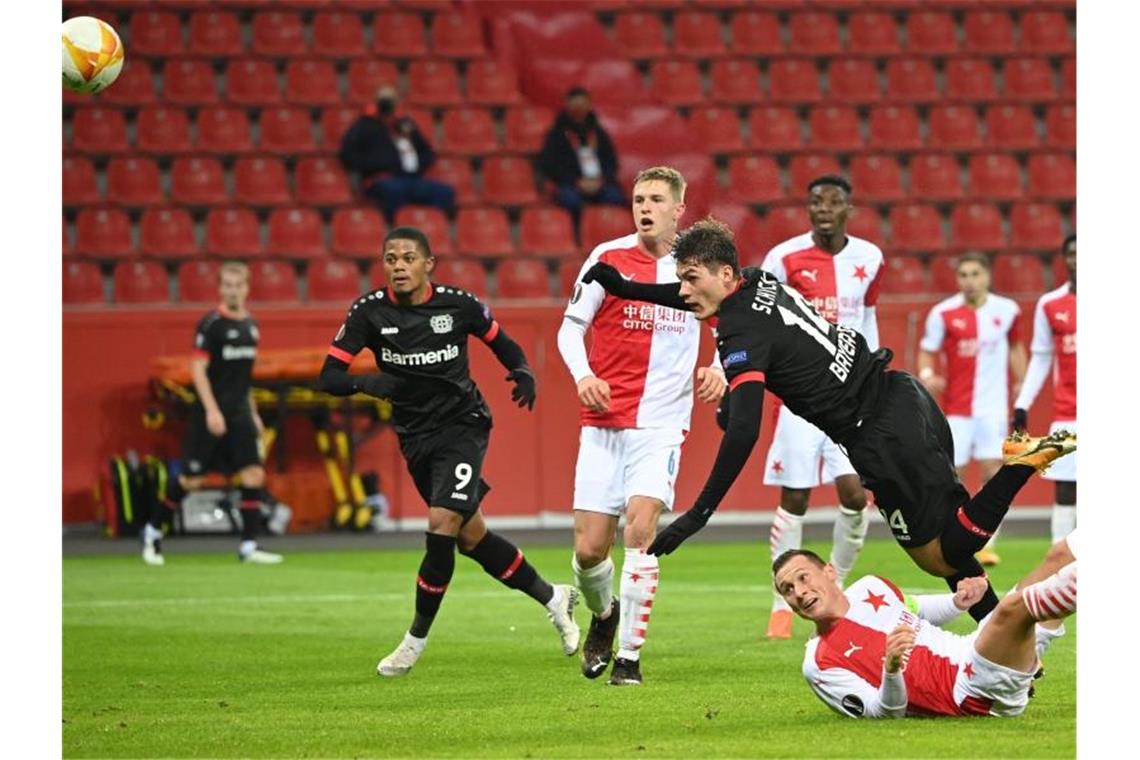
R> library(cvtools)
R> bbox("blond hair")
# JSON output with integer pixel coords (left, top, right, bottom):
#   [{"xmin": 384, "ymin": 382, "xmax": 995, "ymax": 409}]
[
  {"xmin": 218, "ymin": 261, "xmax": 250, "ymax": 284},
  {"xmin": 633, "ymin": 166, "xmax": 686, "ymax": 202}
]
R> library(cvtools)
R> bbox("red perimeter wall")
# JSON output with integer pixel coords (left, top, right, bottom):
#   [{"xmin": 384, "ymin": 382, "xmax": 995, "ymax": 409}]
[{"xmin": 62, "ymin": 300, "xmax": 1056, "ymax": 527}]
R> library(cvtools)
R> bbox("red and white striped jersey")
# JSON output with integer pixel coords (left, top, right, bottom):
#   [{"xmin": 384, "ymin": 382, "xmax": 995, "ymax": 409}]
[
  {"xmin": 564, "ymin": 234, "xmax": 701, "ymax": 429},
  {"xmin": 760, "ymin": 232, "xmax": 884, "ymax": 347},
  {"xmin": 1030, "ymin": 283, "xmax": 1077, "ymax": 421},
  {"xmin": 919, "ymin": 294, "xmax": 1022, "ymax": 418},
  {"xmin": 803, "ymin": 575, "xmax": 982, "ymax": 718}
]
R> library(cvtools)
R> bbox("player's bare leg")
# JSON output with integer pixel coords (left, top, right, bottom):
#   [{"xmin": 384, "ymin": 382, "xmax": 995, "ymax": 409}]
[
  {"xmin": 609, "ymin": 495, "xmax": 664, "ymax": 686},
  {"xmin": 237, "ymin": 465, "xmax": 282, "ymax": 564},
  {"xmin": 829, "ymin": 475, "xmax": 869, "ymax": 588},
  {"xmin": 971, "ymin": 458, "xmax": 1004, "ymax": 567},
  {"xmin": 767, "ymin": 488, "xmax": 809, "ymax": 639},
  {"xmin": 572, "ymin": 510, "xmax": 619, "ymax": 678},
  {"xmin": 975, "ymin": 558, "xmax": 1076, "ymax": 673}
]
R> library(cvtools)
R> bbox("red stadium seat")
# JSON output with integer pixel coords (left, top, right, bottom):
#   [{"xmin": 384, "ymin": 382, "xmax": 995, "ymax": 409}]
[
  {"xmin": 139, "ymin": 207, "xmax": 198, "ymax": 259},
  {"xmin": 727, "ymin": 155, "xmax": 785, "ymax": 204},
  {"xmin": 768, "ymin": 60, "xmax": 822, "ymax": 104},
  {"xmin": 482, "ymin": 156, "xmax": 538, "ymax": 207},
  {"xmin": 848, "ymin": 155, "xmax": 904, "ymax": 203},
  {"xmin": 426, "ymin": 156, "xmax": 477, "ymax": 206},
  {"xmin": 708, "ymin": 59, "xmax": 763, "ymax": 105},
  {"xmin": 747, "ymin": 106, "xmax": 804, "ymax": 151},
  {"xmin": 63, "ymin": 261, "xmax": 105, "ymax": 305},
  {"xmin": 673, "ymin": 12, "xmax": 727, "ymax": 58},
  {"xmin": 963, "ymin": 10, "xmax": 1015, "ymax": 54},
  {"xmin": 76, "ymin": 208, "xmax": 134, "ymax": 259},
  {"xmin": 760, "ymin": 206, "xmax": 808, "ymax": 253},
  {"xmin": 171, "ymin": 157, "xmax": 228, "ymax": 206},
  {"xmin": 967, "ymin": 153, "xmax": 1024, "ymax": 201},
  {"xmin": 406, "ymin": 60, "xmax": 463, "ymax": 107},
  {"xmin": 189, "ymin": 11, "xmax": 242, "ymax": 57},
  {"xmin": 557, "ymin": 258, "xmax": 582, "ymax": 301},
  {"xmin": 308, "ymin": 259, "xmax": 363, "ymax": 302},
  {"xmin": 1052, "ymin": 252, "xmax": 1071, "ymax": 287},
  {"xmin": 249, "ymin": 260, "xmax": 299, "ymax": 303},
  {"xmin": 945, "ymin": 59, "xmax": 999, "ymax": 103},
  {"xmin": 177, "ymin": 261, "xmax": 221, "ymax": 304},
  {"xmin": 63, "ymin": 216, "xmax": 72, "ymax": 257},
  {"xmin": 826, "ymin": 59, "xmax": 881, "ymax": 103},
  {"xmin": 331, "ymin": 206, "xmax": 386, "ymax": 258},
  {"xmin": 225, "ymin": 59, "xmax": 282, "ymax": 107},
  {"xmin": 71, "ymin": 107, "xmax": 128, "ymax": 153},
  {"xmin": 878, "ymin": 256, "xmax": 928, "ymax": 295},
  {"xmin": 295, "ymin": 157, "xmax": 352, "ymax": 206},
  {"xmin": 928, "ymin": 253, "xmax": 960, "ymax": 293},
  {"xmin": 394, "ymin": 206, "xmax": 453, "ymax": 255},
  {"xmin": 373, "ymin": 13, "xmax": 428, "ymax": 58},
  {"xmin": 318, "ymin": 107, "xmax": 360, "ymax": 151},
  {"xmin": 867, "ymin": 105, "xmax": 922, "ymax": 150},
  {"xmin": 136, "ymin": 106, "xmax": 193, "ymax": 155},
  {"xmin": 950, "ymin": 203, "xmax": 1006, "ymax": 250},
  {"xmin": 196, "ymin": 107, "xmax": 254, "ymax": 154},
  {"xmin": 788, "ymin": 155, "xmax": 842, "ymax": 198},
  {"xmin": 347, "ymin": 60, "xmax": 399, "ymax": 104},
  {"xmin": 1027, "ymin": 153, "xmax": 1075, "ymax": 200},
  {"xmin": 268, "ymin": 207, "xmax": 327, "ymax": 259},
  {"xmin": 504, "ymin": 106, "xmax": 554, "ymax": 153},
  {"xmin": 1061, "ymin": 58, "xmax": 1075, "ymax": 99},
  {"xmin": 260, "ymin": 107, "xmax": 317, "ymax": 154},
  {"xmin": 905, "ymin": 12, "xmax": 957, "ymax": 55},
  {"xmin": 162, "ymin": 60, "xmax": 219, "ymax": 106},
  {"xmin": 100, "ymin": 60, "xmax": 157, "ymax": 106},
  {"xmin": 986, "ymin": 105, "xmax": 1039, "ymax": 150},
  {"xmin": 614, "ymin": 12, "xmax": 667, "ymax": 59},
  {"xmin": 705, "ymin": 201, "xmax": 765, "ymax": 264},
  {"xmin": 1002, "ymin": 58, "xmax": 1057, "ymax": 102},
  {"xmin": 909, "ymin": 153, "xmax": 964, "ymax": 200},
  {"xmin": 114, "ymin": 261, "xmax": 170, "ymax": 304},
  {"xmin": 456, "ymin": 208, "xmax": 514, "ymax": 257},
  {"xmin": 466, "ymin": 60, "xmax": 521, "ymax": 106},
  {"xmin": 1044, "ymin": 105, "xmax": 1075, "ymax": 150},
  {"xmin": 426, "ymin": 259, "xmax": 489, "ymax": 297},
  {"xmin": 106, "ymin": 157, "xmax": 163, "ymax": 207},
  {"xmin": 496, "ymin": 259, "xmax": 552, "ymax": 299},
  {"xmin": 251, "ymin": 11, "xmax": 307, "ymax": 57},
  {"xmin": 649, "ymin": 60, "xmax": 705, "ymax": 107},
  {"xmin": 432, "ymin": 12, "xmax": 487, "ymax": 58},
  {"xmin": 885, "ymin": 58, "xmax": 939, "ymax": 102},
  {"xmin": 1009, "ymin": 203, "xmax": 1065, "ymax": 252},
  {"xmin": 991, "ymin": 253, "xmax": 1045, "ymax": 294},
  {"xmin": 808, "ymin": 106, "xmax": 862, "ymax": 151},
  {"xmin": 847, "ymin": 12, "xmax": 900, "ymax": 55},
  {"xmin": 439, "ymin": 108, "xmax": 498, "ymax": 156},
  {"xmin": 689, "ymin": 107, "xmax": 744, "ymax": 153},
  {"xmin": 128, "ymin": 10, "xmax": 183, "ymax": 57},
  {"xmin": 927, "ymin": 106, "xmax": 983, "ymax": 150},
  {"xmin": 847, "ymin": 207, "xmax": 884, "ymax": 246},
  {"xmin": 1020, "ymin": 11, "xmax": 1073, "ymax": 54},
  {"xmin": 519, "ymin": 206, "xmax": 577, "ymax": 258},
  {"xmin": 728, "ymin": 11, "xmax": 783, "ymax": 56},
  {"xmin": 581, "ymin": 205, "xmax": 632, "ymax": 251},
  {"xmin": 285, "ymin": 59, "xmax": 341, "ymax": 107},
  {"xmin": 888, "ymin": 204, "xmax": 946, "ymax": 252},
  {"xmin": 789, "ymin": 12, "xmax": 841, "ymax": 55},
  {"xmin": 313, "ymin": 11, "xmax": 366, "ymax": 57},
  {"xmin": 205, "ymin": 207, "xmax": 265, "ymax": 258},
  {"xmin": 63, "ymin": 157, "xmax": 100, "ymax": 206}
]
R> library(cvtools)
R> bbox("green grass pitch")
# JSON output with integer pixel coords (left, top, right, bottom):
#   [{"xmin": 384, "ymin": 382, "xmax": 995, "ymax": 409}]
[{"xmin": 63, "ymin": 537, "xmax": 1074, "ymax": 758}]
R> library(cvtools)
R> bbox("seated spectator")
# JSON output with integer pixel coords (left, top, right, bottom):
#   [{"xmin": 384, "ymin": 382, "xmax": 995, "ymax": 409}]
[
  {"xmin": 538, "ymin": 87, "xmax": 624, "ymax": 219},
  {"xmin": 338, "ymin": 85, "xmax": 455, "ymax": 222}
]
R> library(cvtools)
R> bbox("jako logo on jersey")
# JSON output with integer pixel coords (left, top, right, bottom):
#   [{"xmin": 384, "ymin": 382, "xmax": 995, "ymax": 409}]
[
  {"xmin": 381, "ymin": 344, "xmax": 459, "ymax": 366},
  {"xmin": 724, "ymin": 350, "xmax": 749, "ymax": 368},
  {"xmin": 381, "ymin": 327, "xmax": 399, "ymax": 335},
  {"xmin": 221, "ymin": 345, "xmax": 257, "ymax": 360},
  {"xmin": 226, "ymin": 329, "xmax": 239, "ymax": 339},
  {"xmin": 430, "ymin": 314, "xmax": 454, "ymax": 334}
]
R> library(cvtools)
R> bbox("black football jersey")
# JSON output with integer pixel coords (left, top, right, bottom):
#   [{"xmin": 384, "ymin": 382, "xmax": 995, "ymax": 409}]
[
  {"xmin": 717, "ymin": 268, "xmax": 892, "ymax": 444},
  {"xmin": 330, "ymin": 283, "xmax": 497, "ymax": 436},
  {"xmin": 193, "ymin": 309, "xmax": 259, "ymax": 416}
]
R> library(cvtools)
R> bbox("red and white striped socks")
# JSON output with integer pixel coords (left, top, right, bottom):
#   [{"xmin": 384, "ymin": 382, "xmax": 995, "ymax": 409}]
[
  {"xmin": 616, "ymin": 548, "xmax": 659, "ymax": 661},
  {"xmin": 1021, "ymin": 561, "xmax": 1077, "ymax": 621},
  {"xmin": 770, "ymin": 507, "xmax": 804, "ymax": 612}
]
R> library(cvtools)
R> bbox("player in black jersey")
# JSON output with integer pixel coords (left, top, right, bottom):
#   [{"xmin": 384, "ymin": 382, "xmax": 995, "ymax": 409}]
[
  {"xmin": 317, "ymin": 227, "xmax": 580, "ymax": 677},
  {"xmin": 141, "ymin": 262, "xmax": 283, "ymax": 566},
  {"xmin": 583, "ymin": 218, "xmax": 1075, "ymax": 623}
]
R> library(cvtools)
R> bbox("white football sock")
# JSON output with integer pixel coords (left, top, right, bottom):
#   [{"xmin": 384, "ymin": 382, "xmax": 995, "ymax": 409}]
[
  {"xmin": 1051, "ymin": 504, "xmax": 1076, "ymax": 544},
  {"xmin": 770, "ymin": 507, "xmax": 804, "ymax": 612},
  {"xmin": 402, "ymin": 631, "xmax": 427, "ymax": 652},
  {"xmin": 572, "ymin": 554, "xmax": 615, "ymax": 618},
  {"xmin": 239, "ymin": 540, "xmax": 257, "ymax": 557},
  {"xmin": 143, "ymin": 523, "xmax": 163, "ymax": 542},
  {"xmin": 616, "ymin": 548, "xmax": 659, "ymax": 662},
  {"xmin": 829, "ymin": 506, "xmax": 868, "ymax": 587}
]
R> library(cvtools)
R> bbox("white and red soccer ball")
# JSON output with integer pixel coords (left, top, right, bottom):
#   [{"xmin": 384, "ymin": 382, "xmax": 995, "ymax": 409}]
[{"xmin": 62, "ymin": 16, "xmax": 124, "ymax": 94}]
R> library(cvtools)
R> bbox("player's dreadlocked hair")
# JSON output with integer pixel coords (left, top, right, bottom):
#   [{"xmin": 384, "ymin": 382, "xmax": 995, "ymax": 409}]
[
  {"xmin": 771, "ymin": 548, "xmax": 827, "ymax": 578},
  {"xmin": 384, "ymin": 226, "xmax": 433, "ymax": 258},
  {"xmin": 671, "ymin": 216, "xmax": 740, "ymax": 276}
]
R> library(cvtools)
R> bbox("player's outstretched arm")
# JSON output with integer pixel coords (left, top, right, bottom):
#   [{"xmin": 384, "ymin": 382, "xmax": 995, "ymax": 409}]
[
  {"xmin": 316, "ymin": 355, "xmax": 406, "ymax": 399},
  {"xmin": 582, "ymin": 262, "xmax": 690, "ymax": 311}
]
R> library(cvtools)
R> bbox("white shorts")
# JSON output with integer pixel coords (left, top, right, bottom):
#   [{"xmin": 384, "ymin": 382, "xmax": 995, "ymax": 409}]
[
  {"xmin": 572, "ymin": 426, "xmax": 685, "ymax": 515},
  {"xmin": 953, "ymin": 646, "xmax": 1035, "ymax": 717},
  {"xmin": 1043, "ymin": 420, "xmax": 1077, "ymax": 482},
  {"xmin": 763, "ymin": 405, "xmax": 855, "ymax": 488},
  {"xmin": 947, "ymin": 414, "xmax": 1006, "ymax": 467}
]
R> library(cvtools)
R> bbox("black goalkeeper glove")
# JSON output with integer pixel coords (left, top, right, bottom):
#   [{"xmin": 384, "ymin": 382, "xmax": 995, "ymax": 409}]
[
  {"xmin": 582, "ymin": 262, "xmax": 631, "ymax": 298},
  {"xmin": 1012, "ymin": 407, "xmax": 1028, "ymax": 433},
  {"xmin": 506, "ymin": 368, "xmax": 536, "ymax": 411},
  {"xmin": 647, "ymin": 509, "xmax": 710, "ymax": 556}
]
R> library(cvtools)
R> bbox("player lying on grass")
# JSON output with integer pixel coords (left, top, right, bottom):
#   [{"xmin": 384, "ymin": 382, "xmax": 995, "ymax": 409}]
[{"xmin": 774, "ymin": 532, "xmax": 1076, "ymax": 718}]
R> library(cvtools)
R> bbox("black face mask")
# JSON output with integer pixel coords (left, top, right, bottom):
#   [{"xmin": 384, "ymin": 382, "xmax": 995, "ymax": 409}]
[{"xmin": 378, "ymin": 98, "xmax": 396, "ymax": 116}]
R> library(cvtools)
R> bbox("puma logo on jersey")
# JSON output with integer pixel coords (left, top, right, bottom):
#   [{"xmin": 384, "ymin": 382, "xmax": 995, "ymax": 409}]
[
  {"xmin": 801, "ymin": 269, "xmax": 819, "ymax": 282},
  {"xmin": 844, "ymin": 641, "xmax": 863, "ymax": 658},
  {"xmin": 1055, "ymin": 311, "xmax": 1070, "ymax": 323},
  {"xmin": 951, "ymin": 318, "xmax": 967, "ymax": 330}
]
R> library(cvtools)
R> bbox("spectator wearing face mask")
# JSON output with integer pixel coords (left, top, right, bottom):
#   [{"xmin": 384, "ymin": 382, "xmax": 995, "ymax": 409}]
[{"xmin": 538, "ymin": 87, "xmax": 624, "ymax": 222}]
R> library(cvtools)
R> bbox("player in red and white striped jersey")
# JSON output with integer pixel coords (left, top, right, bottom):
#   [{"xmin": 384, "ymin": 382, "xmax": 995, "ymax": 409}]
[
  {"xmin": 776, "ymin": 534, "xmax": 1076, "ymax": 719},
  {"xmin": 758, "ymin": 176, "xmax": 885, "ymax": 639},
  {"xmin": 557, "ymin": 166, "xmax": 725, "ymax": 685},
  {"xmin": 1014, "ymin": 235, "xmax": 1077, "ymax": 542},
  {"xmin": 918, "ymin": 253, "xmax": 1027, "ymax": 566}
]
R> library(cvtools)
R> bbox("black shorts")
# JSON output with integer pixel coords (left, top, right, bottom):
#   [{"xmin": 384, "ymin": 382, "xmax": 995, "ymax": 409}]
[
  {"xmin": 398, "ymin": 418, "xmax": 491, "ymax": 515},
  {"xmin": 182, "ymin": 409, "xmax": 261, "ymax": 477},
  {"xmin": 844, "ymin": 371, "xmax": 968, "ymax": 547}
]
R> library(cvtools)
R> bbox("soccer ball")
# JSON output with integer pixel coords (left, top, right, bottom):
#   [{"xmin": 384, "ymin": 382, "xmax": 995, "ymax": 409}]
[{"xmin": 62, "ymin": 16, "xmax": 124, "ymax": 94}]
